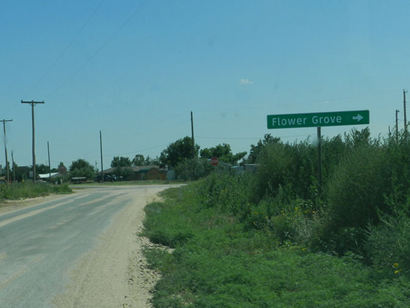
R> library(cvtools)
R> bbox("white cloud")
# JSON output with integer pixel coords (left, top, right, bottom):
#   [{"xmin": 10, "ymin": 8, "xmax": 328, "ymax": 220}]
[{"xmin": 239, "ymin": 78, "xmax": 254, "ymax": 86}]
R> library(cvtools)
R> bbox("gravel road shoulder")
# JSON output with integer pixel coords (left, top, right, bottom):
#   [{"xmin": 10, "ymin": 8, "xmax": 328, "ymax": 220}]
[{"xmin": 52, "ymin": 186, "xmax": 168, "ymax": 308}]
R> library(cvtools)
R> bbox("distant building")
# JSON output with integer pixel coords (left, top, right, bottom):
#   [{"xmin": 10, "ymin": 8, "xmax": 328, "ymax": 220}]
[
  {"xmin": 103, "ymin": 165, "xmax": 167, "ymax": 181},
  {"xmin": 38, "ymin": 172, "xmax": 59, "ymax": 180}
]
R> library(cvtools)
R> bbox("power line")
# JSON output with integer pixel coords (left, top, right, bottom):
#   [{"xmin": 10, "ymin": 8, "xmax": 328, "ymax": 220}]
[
  {"xmin": 31, "ymin": 0, "xmax": 106, "ymax": 91},
  {"xmin": 105, "ymin": 143, "xmax": 169, "ymax": 158},
  {"xmin": 196, "ymin": 134, "xmax": 310, "ymax": 140},
  {"xmin": 49, "ymin": 0, "xmax": 148, "ymax": 96}
]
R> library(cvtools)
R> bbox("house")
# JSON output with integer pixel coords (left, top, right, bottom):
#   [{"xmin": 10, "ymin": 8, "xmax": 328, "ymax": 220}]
[{"xmin": 103, "ymin": 165, "xmax": 167, "ymax": 181}]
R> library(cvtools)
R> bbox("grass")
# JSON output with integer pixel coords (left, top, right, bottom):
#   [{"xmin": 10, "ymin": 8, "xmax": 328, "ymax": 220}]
[
  {"xmin": 142, "ymin": 184, "xmax": 410, "ymax": 308},
  {"xmin": 0, "ymin": 182, "xmax": 72, "ymax": 202}
]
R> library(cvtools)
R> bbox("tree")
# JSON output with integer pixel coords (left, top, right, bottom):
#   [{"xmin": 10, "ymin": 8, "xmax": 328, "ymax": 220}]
[
  {"xmin": 160, "ymin": 136, "xmax": 199, "ymax": 168},
  {"xmin": 14, "ymin": 165, "xmax": 31, "ymax": 182},
  {"xmin": 144, "ymin": 155, "xmax": 160, "ymax": 166},
  {"xmin": 247, "ymin": 134, "xmax": 281, "ymax": 163},
  {"xmin": 58, "ymin": 162, "xmax": 67, "ymax": 174},
  {"xmin": 36, "ymin": 164, "xmax": 50, "ymax": 174},
  {"xmin": 200, "ymin": 143, "xmax": 246, "ymax": 165},
  {"xmin": 111, "ymin": 156, "xmax": 132, "ymax": 168},
  {"xmin": 132, "ymin": 154, "xmax": 145, "ymax": 166},
  {"xmin": 113, "ymin": 166, "xmax": 133, "ymax": 180},
  {"xmin": 69, "ymin": 159, "xmax": 95, "ymax": 179},
  {"xmin": 175, "ymin": 158, "xmax": 213, "ymax": 180}
]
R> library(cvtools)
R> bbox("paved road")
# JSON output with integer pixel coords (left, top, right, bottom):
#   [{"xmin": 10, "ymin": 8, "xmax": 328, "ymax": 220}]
[{"xmin": 0, "ymin": 185, "xmax": 170, "ymax": 308}]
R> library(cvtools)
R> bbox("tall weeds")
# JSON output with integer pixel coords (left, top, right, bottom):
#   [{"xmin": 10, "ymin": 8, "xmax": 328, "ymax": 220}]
[{"xmin": 197, "ymin": 129, "xmax": 409, "ymax": 272}]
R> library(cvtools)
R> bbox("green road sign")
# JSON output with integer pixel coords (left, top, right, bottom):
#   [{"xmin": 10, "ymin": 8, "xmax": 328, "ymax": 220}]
[{"xmin": 267, "ymin": 110, "xmax": 369, "ymax": 129}]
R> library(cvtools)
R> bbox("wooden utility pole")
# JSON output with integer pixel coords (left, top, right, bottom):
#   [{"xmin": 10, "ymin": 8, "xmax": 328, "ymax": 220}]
[
  {"xmin": 191, "ymin": 111, "xmax": 195, "ymax": 157},
  {"xmin": 47, "ymin": 141, "xmax": 51, "ymax": 180},
  {"xmin": 99, "ymin": 130, "xmax": 104, "ymax": 183},
  {"xmin": 11, "ymin": 151, "xmax": 15, "ymax": 182},
  {"xmin": 21, "ymin": 100, "xmax": 44, "ymax": 182},
  {"xmin": 396, "ymin": 109, "xmax": 400, "ymax": 142},
  {"xmin": 1, "ymin": 119, "xmax": 13, "ymax": 183},
  {"xmin": 404, "ymin": 89, "xmax": 408, "ymax": 135}
]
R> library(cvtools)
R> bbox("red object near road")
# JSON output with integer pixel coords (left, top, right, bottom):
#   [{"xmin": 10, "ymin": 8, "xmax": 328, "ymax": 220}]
[{"xmin": 210, "ymin": 157, "xmax": 218, "ymax": 166}]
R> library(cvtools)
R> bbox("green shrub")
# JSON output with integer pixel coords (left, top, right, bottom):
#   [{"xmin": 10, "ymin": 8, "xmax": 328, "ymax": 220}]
[
  {"xmin": 197, "ymin": 172, "xmax": 252, "ymax": 217},
  {"xmin": 143, "ymin": 184, "xmax": 410, "ymax": 308},
  {"xmin": 327, "ymin": 144, "xmax": 391, "ymax": 229},
  {"xmin": 366, "ymin": 208, "xmax": 410, "ymax": 277},
  {"xmin": 253, "ymin": 140, "xmax": 325, "ymax": 203},
  {"xmin": 174, "ymin": 158, "xmax": 213, "ymax": 181},
  {"xmin": 254, "ymin": 143, "xmax": 300, "ymax": 201},
  {"xmin": 0, "ymin": 182, "xmax": 71, "ymax": 200},
  {"xmin": 143, "ymin": 201, "xmax": 195, "ymax": 248}
]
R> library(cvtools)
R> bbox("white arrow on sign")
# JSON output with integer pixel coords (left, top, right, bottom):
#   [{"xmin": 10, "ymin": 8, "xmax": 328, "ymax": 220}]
[{"xmin": 352, "ymin": 114, "xmax": 363, "ymax": 122}]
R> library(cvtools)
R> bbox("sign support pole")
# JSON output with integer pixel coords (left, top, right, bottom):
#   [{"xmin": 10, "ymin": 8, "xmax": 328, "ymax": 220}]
[
  {"xmin": 267, "ymin": 109, "xmax": 370, "ymax": 197},
  {"xmin": 317, "ymin": 127, "xmax": 322, "ymax": 195}
]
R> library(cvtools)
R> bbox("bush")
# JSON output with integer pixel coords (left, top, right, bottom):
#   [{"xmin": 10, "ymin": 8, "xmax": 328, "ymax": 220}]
[
  {"xmin": 174, "ymin": 158, "xmax": 213, "ymax": 181},
  {"xmin": 366, "ymin": 208, "xmax": 410, "ymax": 277},
  {"xmin": 197, "ymin": 172, "xmax": 252, "ymax": 216},
  {"xmin": 314, "ymin": 145, "xmax": 389, "ymax": 253},
  {"xmin": 0, "ymin": 182, "xmax": 71, "ymax": 200},
  {"xmin": 143, "ymin": 184, "xmax": 410, "ymax": 307},
  {"xmin": 253, "ymin": 142, "xmax": 318, "ymax": 203}
]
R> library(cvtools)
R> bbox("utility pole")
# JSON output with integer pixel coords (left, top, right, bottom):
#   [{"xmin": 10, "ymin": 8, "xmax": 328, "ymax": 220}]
[
  {"xmin": 1, "ymin": 119, "xmax": 13, "ymax": 183},
  {"xmin": 190, "ymin": 111, "xmax": 195, "ymax": 157},
  {"xmin": 47, "ymin": 141, "xmax": 51, "ymax": 181},
  {"xmin": 404, "ymin": 89, "xmax": 408, "ymax": 135},
  {"xmin": 99, "ymin": 130, "xmax": 104, "ymax": 183},
  {"xmin": 21, "ymin": 100, "xmax": 44, "ymax": 183},
  {"xmin": 395, "ymin": 109, "xmax": 400, "ymax": 142},
  {"xmin": 11, "ymin": 151, "xmax": 15, "ymax": 182}
]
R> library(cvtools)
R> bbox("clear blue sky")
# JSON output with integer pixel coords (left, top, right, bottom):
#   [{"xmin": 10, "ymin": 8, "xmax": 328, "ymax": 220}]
[{"xmin": 1, "ymin": 0, "xmax": 409, "ymax": 170}]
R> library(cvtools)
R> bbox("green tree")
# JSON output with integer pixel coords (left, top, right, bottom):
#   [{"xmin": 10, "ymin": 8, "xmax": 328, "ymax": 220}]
[
  {"xmin": 144, "ymin": 155, "xmax": 160, "ymax": 166},
  {"xmin": 247, "ymin": 134, "xmax": 281, "ymax": 163},
  {"xmin": 160, "ymin": 137, "xmax": 199, "ymax": 168},
  {"xmin": 58, "ymin": 162, "xmax": 67, "ymax": 174},
  {"xmin": 200, "ymin": 143, "xmax": 246, "ymax": 165},
  {"xmin": 132, "ymin": 154, "xmax": 145, "ymax": 166},
  {"xmin": 111, "ymin": 156, "xmax": 132, "ymax": 168},
  {"xmin": 14, "ymin": 165, "xmax": 30, "ymax": 182},
  {"xmin": 69, "ymin": 159, "xmax": 95, "ymax": 179},
  {"xmin": 113, "ymin": 166, "xmax": 134, "ymax": 181},
  {"xmin": 36, "ymin": 164, "xmax": 50, "ymax": 174},
  {"xmin": 175, "ymin": 158, "xmax": 213, "ymax": 180}
]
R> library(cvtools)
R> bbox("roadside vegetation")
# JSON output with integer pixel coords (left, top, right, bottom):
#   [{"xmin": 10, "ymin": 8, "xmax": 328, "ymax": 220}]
[
  {"xmin": 0, "ymin": 182, "xmax": 71, "ymax": 201},
  {"xmin": 142, "ymin": 128, "xmax": 410, "ymax": 307}
]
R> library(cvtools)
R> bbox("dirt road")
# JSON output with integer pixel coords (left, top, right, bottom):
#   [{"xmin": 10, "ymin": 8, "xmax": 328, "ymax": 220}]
[{"xmin": 0, "ymin": 185, "xmax": 175, "ymax": 308}]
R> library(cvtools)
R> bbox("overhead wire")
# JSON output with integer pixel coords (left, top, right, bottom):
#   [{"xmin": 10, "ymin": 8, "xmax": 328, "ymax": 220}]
[
  {"xmin": 48, "ymin": 0, "xmax": 148, "ymax": 96},
  {"xmin": 31, "ymin": 0, "xmax": 106, "ymax": 92}
]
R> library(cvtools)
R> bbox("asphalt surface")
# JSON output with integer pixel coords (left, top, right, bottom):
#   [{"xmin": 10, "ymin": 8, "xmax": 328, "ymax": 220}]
[{"xmin": 0, "ymin": 185, "xmax": 167, "ymax": 308}]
